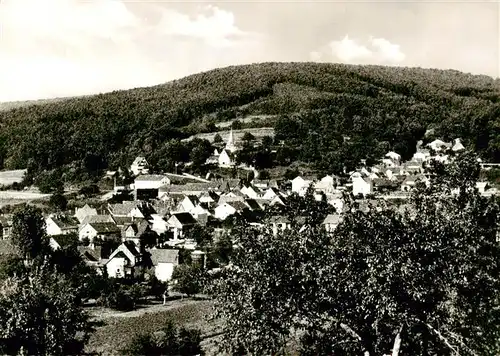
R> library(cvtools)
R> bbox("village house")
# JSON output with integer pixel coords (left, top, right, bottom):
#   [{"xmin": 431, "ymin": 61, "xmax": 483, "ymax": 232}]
[
  {"xmin": 45, "ymin": 215, "xmax": 79, "ymax": 236},
  {"xmin": 49, "ymin": 234, "xmax": 79, "ymax": 251},
  {"xmin": 134, "ymin": 174, "xmax": 171, "ymax": 200},
  {"xmin": 269, "ymin": 216, "xmax": 291, "ymax": 235},
  {"xmin": 74, "ymin": 204, "xmax": 98, "ymax": 224},
  {"xmin": 0, "ymin": 216, "xmax": 12, "ymax": 240},
  {"xmin": 105, "ymin": 241, "xmax": 144, "ymax": 278},
  {"xmin": 262, "ymin": 187, "xmax": 282, "ymax": 200},
  {"xmin": 452, "ymin": 138, "xmax": 465, "ymax": 152},
  {"xmin": 175, "ymin": 195, "xmax": 199, "ymax": 214},
  {"xmin": 121, "ymin": 219, "xmax": 151, "ymax": 247},
  {"xmin": 214, "ymin": 201, "xmax": 248, "ymax": 220},
  {"xmin": 291, "ymin": 176, "xmax": 312, "ymax": 196},
  {"xmin": 147, "ymin": 248, "xmax": 180, "ymax": 282},
  {"xmin": 79, "ymin": 222, "xmax": 121, "ymax": 245},
  {"xmin": 322, "ymin": 214, "xmax": 343, "ymax": 233},
  {"xmin": 241, "ymin": 185, "xmax": 260, "ymax": 199},
  {"xmin": 352, "ymin": 176, "xmax": 373, "ymax": 197},
  {"xmin": 130, "ymin": 156, "xmax": 150, "ymax": 176},
  {"xmin": 166, "ymin": 212, "xmax": 198, "ymax": 240}
]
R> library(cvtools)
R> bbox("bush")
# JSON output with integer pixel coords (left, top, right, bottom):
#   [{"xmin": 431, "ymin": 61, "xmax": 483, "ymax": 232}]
[{"xmin": 123, "ymin": 320, "xmax": 202, "ymax": 356}]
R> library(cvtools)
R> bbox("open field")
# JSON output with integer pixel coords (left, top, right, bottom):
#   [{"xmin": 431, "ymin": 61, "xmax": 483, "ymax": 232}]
[
  {"xmin": 214, "ymin": 115, "xmax": 276, "ymax": 128},
  {"xmin": 0, "ymin": 169, "xmax": 27, "ymax": 186},
  {"xmin": 183, "ymin": 127, "xmax": 275, "ymax": 143},
  {"xmin": 86, "ymin": 298, "xmax": 220, "ymax": 355}
]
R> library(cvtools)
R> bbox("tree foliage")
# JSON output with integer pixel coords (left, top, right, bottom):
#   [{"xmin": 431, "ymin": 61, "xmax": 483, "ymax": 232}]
[
  {"xmin": 0, "ymin": 263, "xmax": 94, "ymax": 355},
  {"xmin": 123, "ymin": 320, "xmax": 202, "ymax": 356},
  {"xmin": 11, "ymin": 205, "xmax": 50, "ymax": 261},
  {"xmin": 210, "ymin": 152, "xmax": 500, "ymax": 355}
]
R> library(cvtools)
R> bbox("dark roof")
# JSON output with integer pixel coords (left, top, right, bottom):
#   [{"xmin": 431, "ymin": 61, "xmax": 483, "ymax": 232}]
[
  {"xmin": 89, "ymin": 222, "xmax": 120, "ymax": 234},
  {"xmin": 269, "ymin": 215, "xmax": 290, "ymax": 224},
  {"xmin": 245, "ymin": 199, "xmax": 262, "ymax": 211},
  {"xmin": 123, "ymin": 241, "xmax": 141, "ymax": 256},
  {"xmin": 112, "ymin": 216, "xmax": 134, "ymax": 226},
  {"xmin": 50, "ymin": 234, "xmax": 79, "ymax": 248},
  {"xmin": 227, "ymin": 201, "xmax": 249, "ymax": 211},
  {"xmin": 171, "ymin": 212, "xmax": 198, "ymax": 226},
  {"xmin": 77, "ymin": 246, "xmax": 103, "ymax": 262},
  {"xmin": 49, "ymin": 216, "xmax": 79, "ymax": 230}
]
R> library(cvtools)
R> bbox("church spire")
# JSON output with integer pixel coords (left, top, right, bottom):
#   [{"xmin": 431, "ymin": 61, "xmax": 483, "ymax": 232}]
[{"xmin": 225, "ymin": 128, "xmax": 237, "ymax": 152}]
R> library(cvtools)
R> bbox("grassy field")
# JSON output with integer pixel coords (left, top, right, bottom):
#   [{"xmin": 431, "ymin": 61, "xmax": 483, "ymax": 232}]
[
  {"xmin": 85, "ymin": 298, "xmax": 220, "ymax": 355},
  {"xmin": 0, "ymin": 169, "xmax": 27, "ymax": 186},
  {"xmin": 183, "ymin": 127, "xmax": 275, "ymax": 143}
]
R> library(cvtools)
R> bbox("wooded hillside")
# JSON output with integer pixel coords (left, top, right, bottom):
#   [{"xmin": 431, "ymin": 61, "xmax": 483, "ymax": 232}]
[{"xmin": 0, "ymin": 62, "xmax": 499, "ymax": 183}]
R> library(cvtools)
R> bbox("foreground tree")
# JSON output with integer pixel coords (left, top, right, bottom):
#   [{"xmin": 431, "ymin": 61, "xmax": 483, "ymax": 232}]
[
  {"xmin": 0, "ymin": 263, "xmax": 94, "ymax": 355},
  {"xmin": 11, "ymin": 205, "xmax": 50, "ymax": 262},
  {"xmin": 210, "ymin": 152, "xmax": 500, "ymax": 355}
]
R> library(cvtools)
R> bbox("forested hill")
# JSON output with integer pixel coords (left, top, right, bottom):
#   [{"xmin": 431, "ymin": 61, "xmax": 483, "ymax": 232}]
[{"xmin": 0, "ymin": 62, "xmax": 499, "ymax": 184}]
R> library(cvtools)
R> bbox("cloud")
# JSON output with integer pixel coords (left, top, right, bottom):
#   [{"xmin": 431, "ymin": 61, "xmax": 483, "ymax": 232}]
[
  {"xmin": 311, "ymin": 35, "xmax": 405, "ymax": 65},
  {"xmin": 158, "ymin": 5, "xmax": 255, "ymax": 48},
  {"xmin": 0, "ymin": 0, "xmax": 264, "ymax": 102}
]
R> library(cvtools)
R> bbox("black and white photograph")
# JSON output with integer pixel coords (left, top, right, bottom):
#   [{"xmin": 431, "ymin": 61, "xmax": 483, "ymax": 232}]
[{"xmin": 0, "ymin": 0, "xmax": 499, "ymax": 355}]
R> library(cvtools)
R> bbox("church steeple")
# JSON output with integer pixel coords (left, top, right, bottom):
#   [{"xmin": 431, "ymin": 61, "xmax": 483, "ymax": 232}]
[{"xmin": 225, "ymin": 128, "xmax": 237, "ymax": 152}]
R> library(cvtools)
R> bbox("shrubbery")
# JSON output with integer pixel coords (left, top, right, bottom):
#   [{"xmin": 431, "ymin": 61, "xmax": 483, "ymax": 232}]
[{"xmin": 123, "ymin": 320, "xmax": 202, "ymax": 356}]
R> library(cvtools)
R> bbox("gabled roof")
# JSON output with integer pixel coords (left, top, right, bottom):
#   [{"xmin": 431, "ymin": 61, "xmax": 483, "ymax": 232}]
[
  {"xmin": 170, "ymin": 212, "xmax": 198, "ymax": 226},
  {"xmin": 245, "ymin": 199, "xmax": 262, "ymax": 211},
  {"xmin": 132, "ymin": 156, "xmax": 147, "ymax": 165},
  {"xmin": 77, "ymin": 246, "xmax": 103, "ymax": 262},
  {"xmin": 148, "ymin": 248, "xmax": 179, "ymax": 265},
  {"xmin": 88, "ymin": 222, "xmax": 120, "ymax": 234},
  {"xmin": 108, "ymin": 201, "xmax": 138, "ymax": 216},
  {"xmin": 322, "ymin": 214, "xmax": 342, "ymax": 225},
  {"xmin": 227, "ymin": 201, "xmax": 249, "ymax": 211},
  {"xmin": 48, "ymin": 215, "xmax": 79, "ymax": 230},
  {"xmin": 81, "ymin": 214, "xmax": 114, "ymax": 226},
  {"xmin": 135, "ymin": 174, "xmax": 167, "ymax": 182},
  {"xmin": 50, "ymin": 234, "xmax": 79, "ymax": 248},
  {"xmin": 112, "ymin": 216, "xmax": 135, "ymax": 226}
]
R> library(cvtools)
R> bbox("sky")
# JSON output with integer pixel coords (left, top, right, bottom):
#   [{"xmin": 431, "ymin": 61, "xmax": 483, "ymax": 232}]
[{"xmin": 0, "ymin": 0, "xmax": 498, "ymax": 102}]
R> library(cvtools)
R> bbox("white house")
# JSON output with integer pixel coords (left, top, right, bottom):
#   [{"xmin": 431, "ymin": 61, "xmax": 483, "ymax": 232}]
[
  {"xmin": 385, "ymin": 151, "xmax": 401, "ymax": 165},
  {"xmin": 214, "ymin": 202, "xmax": 237, "ymax": 220},
  {"xmin": 322, "ymin": 214, "xmax": 343, "ymax": 232},
  {"xmin": 105, "ymin": 242, "xmax": 143, "ymax": 278},
  {"xmin": 148, "ymin": 214, "xmax": 169, "ymax": 235},
  {"xmin": 352, "ymin": 176, "xmax": 373, "ymax": 196},
  {"xmin": 262, "ymin": 187, "xmax": 281, "ymax": 200},
  {"xmin": 130, "ymin": 156, "xmax": 149, "ymax": 176},
  {"xmin": 166, "ymin": 212, "xmax": 198, "ymax": 240},
  {"xmin": 45, "ymin": 216, "xmax": 79, "ymax": 236},
  {"xmin": 74, "ymin": 204, "xmax": 98, "ymax": 224},
  {"xmin": 269, "ymin": 216, "xmax": 291, "ymax": 235},
  {"xmin": 452, "ymin": 138, "xmax": 465, "ymax": 152},
  {"xmin": 291, "ymin": 176, "xmax": 312, "ymax": 196},
  {"xmin": 78, "ymin": 222, "xmax": 121, "ymax": 244},
  {"xmin": 427, "ymin": 139, "xmax": 452, "ymax": 152},
  {"xmin": 134, "ymin": 174, "xmax": 171, "ymax": 200},
  {"xmin": 241, "ymin": 185, "xmax": 260, "ymax": 199},
  {"xmin": 175, "ymin": 195, "xmax": 199, "ymax": 214},
  {"xmin": 135, "ymin": 174, "xmax": 170, "ymax": 190},
  {"xmin": 148, "ymin": 248, "xmax": 179, "ymax": 282}
]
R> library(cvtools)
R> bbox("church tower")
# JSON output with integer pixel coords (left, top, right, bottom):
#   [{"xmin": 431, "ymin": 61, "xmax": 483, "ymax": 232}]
[{"xmin": 225, "ymin": 128, "xmax": 237, "ymax": 153}]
